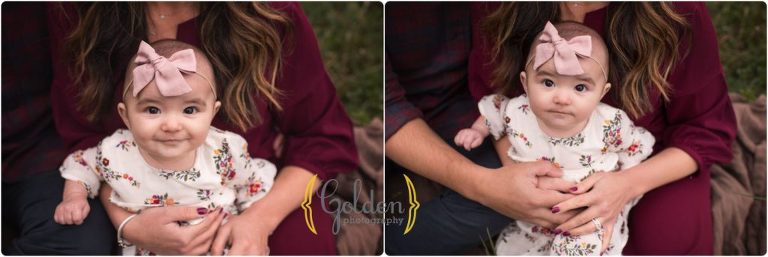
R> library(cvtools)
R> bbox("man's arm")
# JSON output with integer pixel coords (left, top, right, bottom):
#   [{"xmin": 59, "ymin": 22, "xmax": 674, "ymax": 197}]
[{"xmin": 386, "ymin": 118, "xmax": 575, "ymax": 228}]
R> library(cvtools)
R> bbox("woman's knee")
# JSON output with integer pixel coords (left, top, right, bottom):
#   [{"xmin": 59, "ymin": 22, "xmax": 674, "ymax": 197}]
[{"xmin": 623, "ymin": 180, "xmax": 713, "ymax": 254}]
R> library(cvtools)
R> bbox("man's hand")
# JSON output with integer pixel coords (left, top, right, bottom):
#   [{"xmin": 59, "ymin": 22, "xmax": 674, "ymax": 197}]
[{"xmin": 472, "ymin": 161, "xmax": 577, "ymax": 229}]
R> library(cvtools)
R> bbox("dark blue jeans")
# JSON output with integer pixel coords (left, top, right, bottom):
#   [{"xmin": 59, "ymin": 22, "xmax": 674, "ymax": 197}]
[
  {"xmin": 2, "ymin": 171, "xmax": 116, "ymax": 255},
  {"xmin": 385, "ymin": 138, "xmax": 512, "ymax": 255}
]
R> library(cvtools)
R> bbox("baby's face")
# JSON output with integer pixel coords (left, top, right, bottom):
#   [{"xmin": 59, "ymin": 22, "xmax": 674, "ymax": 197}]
[
  {"xmin": 118, "ymin": 72, "xmax": 219, "ymax": 169},
  {"xmin": 521, "ymin": 51, "xmax": 610, "ymax": 138}
]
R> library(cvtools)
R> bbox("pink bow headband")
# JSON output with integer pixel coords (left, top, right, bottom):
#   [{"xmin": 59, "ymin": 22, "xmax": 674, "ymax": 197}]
[
  {"xmin": 123, "ymin": 41, "xmax": 216, "ymax": 99},
  {"xmin": 528, "ymin": 21, "xmax": 607, "ymax": 81}
]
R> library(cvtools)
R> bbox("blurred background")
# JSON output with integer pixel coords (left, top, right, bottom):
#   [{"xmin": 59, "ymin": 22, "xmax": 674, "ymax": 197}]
[
  {"xmin": 303, "ymin": 2, "xmax": 383, "ymax": 126},
  {"xmin": 708, "ymin": 2, "xmax": 766, "ymax": 100},
  {"xmin": 302, "ymin": 2, "xmax": 766, "ymax": 124},
  {"xmin": 302, "ymin": 3, "xmax": 384, "ymax": 256}
]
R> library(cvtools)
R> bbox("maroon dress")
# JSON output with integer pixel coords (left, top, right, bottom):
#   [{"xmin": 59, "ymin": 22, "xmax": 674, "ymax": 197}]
[
  {"xmin": 469, "ymin": 2, "xmax": 736, "ymax": 254},
  {"xmin": 47, "ymin": 3, "xmax": 358, "ymax": 254}
]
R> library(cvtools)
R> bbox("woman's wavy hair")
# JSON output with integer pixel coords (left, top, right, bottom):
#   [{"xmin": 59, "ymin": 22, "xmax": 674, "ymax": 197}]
[
  {"xmin": 484, "ymin": 2, "xmax": 689, "ymax": 118},
  {"xmin": 63, "ymin": 2, "xmax": 291, "ymax": 131}
]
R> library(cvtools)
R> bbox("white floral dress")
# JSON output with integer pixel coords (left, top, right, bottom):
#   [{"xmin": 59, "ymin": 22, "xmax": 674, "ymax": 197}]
[
  {"xmin": 59, "ymin": 127, "xmax": 276, "ymax": 255},
  {"xmin": 478, "ymin": 94, "xmax": 655, "ymax": 256}
]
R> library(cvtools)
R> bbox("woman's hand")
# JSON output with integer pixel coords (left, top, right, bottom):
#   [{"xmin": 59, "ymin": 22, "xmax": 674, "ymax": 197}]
[
  {"xmin": 551, "ymin": 171, "xmax": 638, "ymax": 239},
  {"xmin": 99, "ymin": 185, "xmax": 226, "ymax": 255},
  {"xmin": 121, "ymin": 207, "xmax": 226, "ymax": 255},
  {"xmin": 210, "ymin": 211, "xmax": 271, "ymax": 255},
  {"xmin": 473, "ymin": 161, "xmax": 577, "ymax": 229}
]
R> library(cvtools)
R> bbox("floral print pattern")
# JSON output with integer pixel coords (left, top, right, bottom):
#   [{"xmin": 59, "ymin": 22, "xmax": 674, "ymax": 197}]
[
  {"xmin": 158, "ymin": 168, "xmax": 201, "ymax": 182},
  {"xmin": 115, "ymin": 140, "xmax": 136, "ymax": 151},
  {"xmin": 144, "ymin": 193, "xmax": 178, "ymax": 206},
  {"xmin": 518, "ymin": 104, "xmax": 531, "ymax": 115},
  {"xmin": 213, "ymin": 139, "xmax": 236, "ymax": 185},
  {"xmin": 96, "ymin": 148, "xmax": 140, "ymax": 188},
  {"xmin": 548, "ymin": 133, "xmax": 585, "ymax": 147},
  {"xmin": 509, "ymin": 129, "xmax": 533, "ymax": 148},
  {"xmin": 538, "ymin": 156, "xmax": 561, "ymax": 169},
  {"xmin": 482, "ymin": 95, "xmax": 655, "ymax": 256}
]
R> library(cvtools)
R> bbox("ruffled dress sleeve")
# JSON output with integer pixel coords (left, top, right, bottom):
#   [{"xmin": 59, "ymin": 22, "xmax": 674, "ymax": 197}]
[
  {"xmin": 220, "ymin": 131, "xmax": 277, "ymax": 211},
  {"xmin": 601, "ymin": 107, "xmax": 656, "ymax": 169},
  {"xmin": 59, "ymin": 146, "xmax": 102, "ymax": 199},
  {"xmin": 477, "ymin": 94, "xmax": 511, "ymax": 140}
]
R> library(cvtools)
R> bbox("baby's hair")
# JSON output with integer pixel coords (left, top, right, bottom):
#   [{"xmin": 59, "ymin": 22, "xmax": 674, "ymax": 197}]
[{"xmin": 123, "ymin": 40, "xmax": 217, "ymax": 99}]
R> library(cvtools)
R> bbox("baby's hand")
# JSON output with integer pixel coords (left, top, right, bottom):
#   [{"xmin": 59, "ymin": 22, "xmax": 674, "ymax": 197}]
[
  {"xmin": 454, "ymin": 128, "xmax": 485, "ymax": 151},
  {"xmin": 54, "ymin": 197, "xmax": 90, "ymax": 225}
]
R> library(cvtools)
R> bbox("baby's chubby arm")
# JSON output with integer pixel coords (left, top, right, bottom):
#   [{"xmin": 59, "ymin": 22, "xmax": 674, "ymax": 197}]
[
  {"xmin": 454, "ymin": 116, "xmax": 490, "ymax": 151},
  {"xmin": 54, "ymin": 180, "xmax": 91, "ymax": 225},
  {"xmin": 54, "ymin": 148, "xmax": 102, "ymax": 225}
]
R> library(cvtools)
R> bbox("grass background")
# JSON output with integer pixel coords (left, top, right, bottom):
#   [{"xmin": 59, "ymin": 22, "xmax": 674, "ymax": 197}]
[
  {"xmin": 707, "ymin": 2, "xmax": 766, "ymax": 101},
  {"xmin": 303, "ymin": 2, "xmax": 383, "ymax": 126},
  {"xmin": 303, "ymin": 2, "xmax": 766, "ymax": 125}
]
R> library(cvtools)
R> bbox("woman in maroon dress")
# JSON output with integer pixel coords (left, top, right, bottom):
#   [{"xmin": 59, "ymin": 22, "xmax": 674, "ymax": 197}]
[
  {"xmin": 469, "ymin": 2, "xmax": 735, "ymax": 254},
  {"xmin": 48, "ymin": 2, "xmax": 358, "ymax": 255}
]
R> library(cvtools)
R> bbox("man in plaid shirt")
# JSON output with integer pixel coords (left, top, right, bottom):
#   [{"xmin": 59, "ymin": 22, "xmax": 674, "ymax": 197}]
[{"xmin": 2, "ymin": 3, "xmax": 115, "ymax": 254}]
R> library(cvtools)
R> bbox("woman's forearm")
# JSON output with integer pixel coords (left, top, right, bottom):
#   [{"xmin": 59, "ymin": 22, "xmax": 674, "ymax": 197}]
[
  {"xmin": 385, "ymin": 119, "xmax": 490, "ymax": 199},
  {"xmin": 620, "ymin": 147, "xmax": 698, "ymax": 197},
  {"xmin": 240, "ymin": 165, "xmax": 320, "ymax": 233}
]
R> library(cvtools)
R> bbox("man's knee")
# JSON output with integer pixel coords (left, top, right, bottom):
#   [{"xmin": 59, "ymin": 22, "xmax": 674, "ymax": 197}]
[{"xmin": 13, "ymin": 197, "xmax": 116, "ymax": 255}]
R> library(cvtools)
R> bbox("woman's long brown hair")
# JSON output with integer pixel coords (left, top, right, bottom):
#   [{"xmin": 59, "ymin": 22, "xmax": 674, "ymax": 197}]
[
  {"xmin": 63, "ymin": 2, "xmax": 291, "ymax": 131},
  {"xmin": 484, "ymin": 2, "xmax": 689, "ymax": 118}
]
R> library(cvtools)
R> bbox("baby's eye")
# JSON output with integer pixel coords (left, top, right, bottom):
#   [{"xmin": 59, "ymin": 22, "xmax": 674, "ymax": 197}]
[
  {"xmin": 575, "ymin": 84, "xmax": 587, "ymax": 92},
  {"xmin": 145, "ymin": 106, "xmax": 160, "ymax": 114},
  {"xmin": 543, "ymin": 79, "xmax": 555, "ymax": 87},
  {"xmin": 183, "ymin": 106, "xmax": 198, "ymax": 114}
]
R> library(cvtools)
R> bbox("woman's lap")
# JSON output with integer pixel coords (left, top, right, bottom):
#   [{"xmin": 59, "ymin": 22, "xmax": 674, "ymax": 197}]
[
  {"xmin": 624, "ymin": 170, "xmax": 713, "ymax": 255},
  {"xmin": 269, "ymin": 193, "xmax": 337, "ymax": 255}
]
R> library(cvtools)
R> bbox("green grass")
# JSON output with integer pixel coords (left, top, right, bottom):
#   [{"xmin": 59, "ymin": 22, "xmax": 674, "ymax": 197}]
[
  {"xmin": 302, "ymin": 2, "xmax": 383, "ymax": 125},
  {"xmin": 708, "ymin": 2, "xmax": 766, "ymax": 100}
]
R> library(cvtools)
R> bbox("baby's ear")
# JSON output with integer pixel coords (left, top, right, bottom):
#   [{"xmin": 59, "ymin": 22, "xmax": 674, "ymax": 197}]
[
  {"xmin": 601, "ymin": 83, "xmax": 612, "ymax": 98},
  {"xmin": 117, "ymin": 102, "xmax": 131, "ymax": 130},
  {"xmin": 520, "ymin": 71, "xmax": 529, "ymax": 94},
  {"xmin": 213, "ymin": 101, "xmax": 222, "ymax": 114}
]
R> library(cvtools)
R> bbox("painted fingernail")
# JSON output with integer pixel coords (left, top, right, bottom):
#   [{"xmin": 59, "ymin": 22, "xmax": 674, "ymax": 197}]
[
  {"xmin": 218, "ymin": 208, "xmax": 224, "ymax": 213},
  {"xmin": 570, "ymin": 187, "xmax": 578, "ymax": 192},
  {"xmin": 563, "ymin": 231, "xmax": 571, "ymax": 236},
  {"xmin": 551, "ymin": 206, "xmax": 560, "ymax": 213},
  {"xmin": 554, "ymin": 229, "xmax": 562, "ymax": 235},
  {"xmin": 197, "ymin": 208, "xmax": 208, "ymax": 215},
  {"xmin": 224, "ymin": 212, "xmax": 229, "ymax": 219}
]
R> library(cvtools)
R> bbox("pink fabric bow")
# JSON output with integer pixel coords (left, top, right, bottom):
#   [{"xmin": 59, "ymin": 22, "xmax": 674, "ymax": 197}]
[
  {"xmin": 532, "ymin": 21, "xmax": 593, "ymax": 76},
  {"xmin": 131, "ymin": 41, "xmax": 196, "ymax": 97}
]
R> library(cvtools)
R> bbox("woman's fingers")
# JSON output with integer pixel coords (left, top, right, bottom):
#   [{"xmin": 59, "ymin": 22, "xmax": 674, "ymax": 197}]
[
  {"xmin": 551, "ymin": 191, "xmax": 593, "ymax": 214},
  {"xmin": 180, "ymin": 209, "xmax": 224, "ymax": 255},
  {"xmin": 210, "ymin": 224, "xmax": 232, "ymax": 256},
  {"xmin": 161, "ymin": 206, "xmax": 210, "ymax": 224},
  {"xmin": 538, "ymin": 177, "xmax": 577, "ymax": 193},
  {"xmin": 599, "ymin": 218, "xmax": 616, "ymax": 253},
  {"xmin": 555, "ymin": 203, "xmax": 601, "ymax": 234},
  {"xmin": 570, "ymin": 172, "xmax": 608, "ymax": 194}
]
